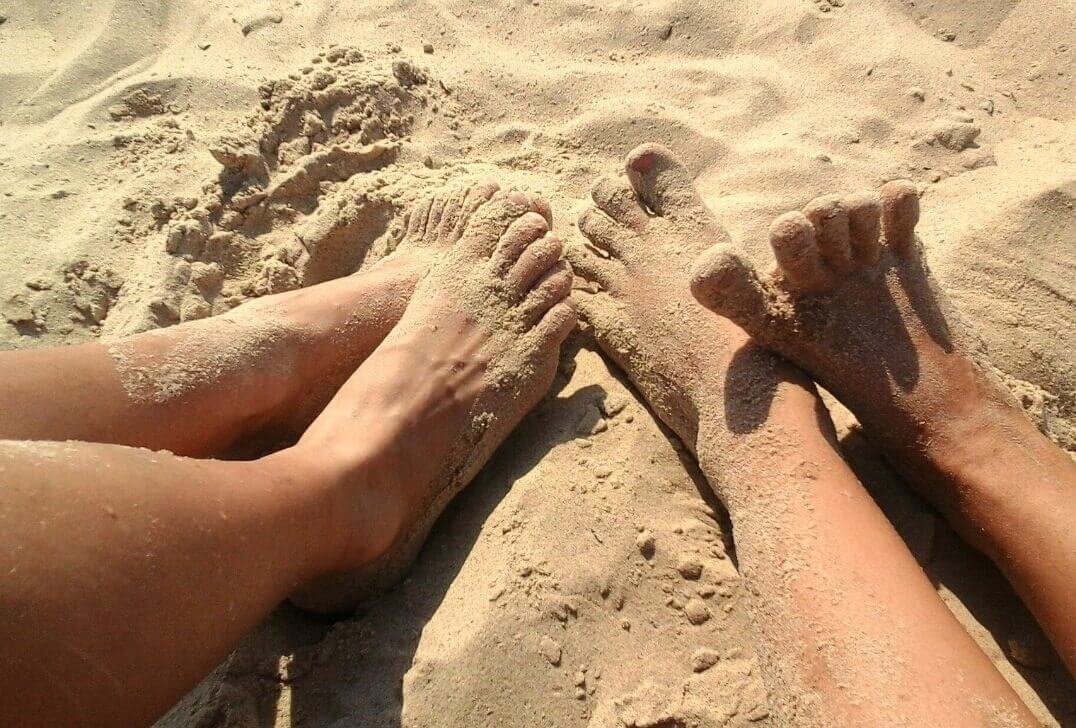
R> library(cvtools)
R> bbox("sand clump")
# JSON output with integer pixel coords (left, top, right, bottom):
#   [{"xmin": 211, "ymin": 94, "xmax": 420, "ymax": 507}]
[{"xmin": 1, "ymin": 1, "xmax": 1074, "ymax": 726}]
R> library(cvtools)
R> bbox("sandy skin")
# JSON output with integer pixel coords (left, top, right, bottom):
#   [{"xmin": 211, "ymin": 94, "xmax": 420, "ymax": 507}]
[
  {"xmin": 690, "ymin": 180, "xmax": 1076, "ymax": 674},
  {"xmin": 0, "ymin": 183, "xmax": 511, "ymax": 458},
  {"xmin": 568, "ymin": 143, "xmax": 1041, "ymax": 725},
  {"xmin": 0, "ymin": 184, "xmax": 574, "ymax": 727}
]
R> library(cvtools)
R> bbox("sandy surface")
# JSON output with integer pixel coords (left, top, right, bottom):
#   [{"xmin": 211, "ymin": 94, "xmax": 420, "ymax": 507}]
[{"xmin": 1, "ymin": 0, "xmax": 1074, "ymax": 725}]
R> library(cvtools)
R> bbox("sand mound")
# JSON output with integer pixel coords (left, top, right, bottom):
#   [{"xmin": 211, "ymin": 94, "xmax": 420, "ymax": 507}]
[{"xmin": 1, "ymin": 0, "xmax": 1073, "ymax": 725}]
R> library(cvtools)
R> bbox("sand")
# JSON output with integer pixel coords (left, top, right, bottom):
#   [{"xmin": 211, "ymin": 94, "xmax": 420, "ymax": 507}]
[{"xmin": 0, "ymin": 0, "xmax": 1073, "ymax": 725}]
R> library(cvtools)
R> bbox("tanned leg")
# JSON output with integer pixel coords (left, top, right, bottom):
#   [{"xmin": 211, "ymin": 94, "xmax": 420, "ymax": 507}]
[
  {"xmin": 0, "ymin": 182, "xmax": 503, "ymax": 457},
  {"xmin": 692, "ymin": 180, "xmax": 1076, "ymax": 675},
  {"xmin": 0, "ymin": 186, "xmax": 574, "ymax": 727},
  {"xmin": 566, "ymin": 144, "xmax": 1037, "ymax": 726}
]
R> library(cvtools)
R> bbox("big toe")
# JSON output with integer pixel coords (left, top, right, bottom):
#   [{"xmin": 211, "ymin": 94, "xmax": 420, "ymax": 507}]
[
  {"xmin": 462, "ymin": 189, "xmax": 552, "ymax": 257},
  {"xmin": 624, "ymin": 143, "xmax": 707, "ymax": 219},
  {"xmin": 690, "ymin": 244, "xmax": 770, "ymax": 334}
]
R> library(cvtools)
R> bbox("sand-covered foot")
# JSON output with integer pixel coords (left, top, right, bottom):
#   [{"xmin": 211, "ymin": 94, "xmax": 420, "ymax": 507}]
[
  {"xmin": 231, "ymin": 182, "xmax": 504, "ymax": 432},
  {"xmin": 144, "ymin": 182, "xmax": 507, "ymax": 452},
  {"xmin": 291, "ymin": 188, "xmax": 575, "ymax": 613},
  {"xmin": 689, "ymin": 181, "xmax": 1039, "ymax": 519},
  {"xmin": 566, "ymin": 144, "xmax": 817, "ymax": 486}
]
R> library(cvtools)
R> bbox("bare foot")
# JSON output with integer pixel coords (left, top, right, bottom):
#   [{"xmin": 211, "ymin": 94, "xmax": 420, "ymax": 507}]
[
  {"xmin": 291, "ymin": 188, "xmax": 575, "ymax": 613},
  {"xmin": 565, "ymin": 144, "xmax": 821, "ymax": 500},
  {"xmin": 688, "ymin": 182, "xmax": 1057, "ymax": 531},
  {"xmin": 85, "ymin": 183, "xmax": 501, "ymax": 456},
  {"xmin": 227, "ymin": 181, "xmax": 504, "ymax": 438},
  {"xmin": 692, "ymin": 181, "xmax": 1076, "ymax": 674}
]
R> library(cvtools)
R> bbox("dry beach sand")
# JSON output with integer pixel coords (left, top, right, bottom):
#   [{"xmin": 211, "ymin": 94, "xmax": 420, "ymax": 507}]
[{"xmin": 1, "ymin": 0, "xmax": 1075, "ymax": 725}]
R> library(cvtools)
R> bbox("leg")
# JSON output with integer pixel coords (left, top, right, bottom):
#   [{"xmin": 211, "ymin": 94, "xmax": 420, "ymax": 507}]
[
  {"xmin": 568, "ymin": 144, "xmax": 1037, "ymax": 725},
  {"xmin": 692, "ymin": 181, "xmax": 1076, "ymax": 674},
  {"xmin": 0, "ymin": 182, "xmax": 501, "ymax": 457},
  {"xmin": 0, "ymin": 185, "xmax": 574, "ymax": 727},
  {"xmin": 0, "ymin": 440, "xmax": 335, "ymax": 728}
]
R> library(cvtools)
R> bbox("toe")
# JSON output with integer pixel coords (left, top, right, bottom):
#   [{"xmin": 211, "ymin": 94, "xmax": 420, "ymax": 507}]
[
  {"xmin": 769, "ymin": 211, "xmax": 832, "ymax": 292},
  {"xmin": 463, "ymin": 189, "xmax": 548, "ymax": 256},
  {"xmin": 492, "ymin": 212, "xmax": 551, "ymax": 274},
  {"xmin": 880, "ymin": 180, "xmax": 920, "ymax": 255},
  {"xmin": 844, "ymin": 191, "xmax": 881, "ymax": 265},
  {"xmin": 448, "ymin": 181, "xmax": 501, "ymax": 240},
  {"xmin": 803, "ymin": 194, "xmax": 854, "ymax": 273},
  {"xmin": 507, "ymin": 232, "xmax": 563, "ymax": 295},
  {"xmin": 624, "ymin": 143, "xmax": 706, "ymax": 218},
  {"xmin": 520, "ymin": 259, "xmax": 573, "ymax": 325},
  {"xmin": 565, "ymin": 240, "xmax": 622, "ymax": 293},
  {"xmin": 571, "ymin": 287, "xmax": 621, "ymax": 334},
  {"xmin": 689, "ymin": 244, "xmax": 770, "ymax": 333},
  {"xmin": 591, "ymin": 175, "xmax": 648, "ymax": 229},
  {"xmin": 577, "ymin": 206, "xmax": 631, "ymax": 257},
  {"xmin": 433, "ymin": 185, "xmax": 470, "ymax": 242},
  {"xmin": 405, "ymin": 196, "xmax": 434, "ymax": 239},
  {"xmin": 425, "ymin": 193, "xmax": 449, "ymax": 241},
  {"xmin": 532, "ymin": 301, "xmax": 578, "ymax": 347}
]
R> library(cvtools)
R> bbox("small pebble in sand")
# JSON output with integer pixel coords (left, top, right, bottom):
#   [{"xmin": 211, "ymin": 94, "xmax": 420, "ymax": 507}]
[
  {"xmin": 198, "ymin": 42, "xmax": 211, "ymax": 50},
  {"xmin": 539, "ymin": 636, "xmax": 562, "ymax": 666},
  {"xmin": 658, "ymin": 24, "xmax": 673, "ymax": 40},
  {"xmin": 241, "ymin": 12, "xmax": 283, "ymax": 36},
  {"xmin": 684, "ymin": 598, "xmax": 711, "ymax": 625},
  {"xmin": 636, "ymin": 531, "xmax": 656, "ymax": 559},
  {"xmin": 676, "ymin": 558, "xmax": 703, "ymax": 581},
  {"xmin": 691, "ymin": 648, "xmax": 721, "ymax": 672},
  {"xmin": 423, "ymin": 42, "xmax": 434, "ymax": 54},
  {"xmin": 906, "ymin": 86, "xmax": 926, "ymax": 102},
  {"xmin": 1006, "ymin": 629, "xmax": 1053, "ymax": 669}
]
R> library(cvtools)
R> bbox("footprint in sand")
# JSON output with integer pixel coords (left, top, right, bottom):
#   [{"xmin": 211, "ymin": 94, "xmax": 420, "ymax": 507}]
[{"xmin": 103, "ymin": 49, "xmax": 455, "ymax": 337}]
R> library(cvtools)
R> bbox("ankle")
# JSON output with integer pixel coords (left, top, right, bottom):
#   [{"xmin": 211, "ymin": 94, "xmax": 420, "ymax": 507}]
[
  {"xmin": 287, "ymin": 420, "xmax": 414, "ymax": 576},
  {"xmin": 896, "ymin": 392, "xmax": 1070, "ymax": 556}
]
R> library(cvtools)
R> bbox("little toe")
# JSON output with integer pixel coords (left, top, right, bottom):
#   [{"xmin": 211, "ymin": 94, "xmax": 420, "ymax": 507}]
[
  {"xmin": 803, "ymin": 194, "xmax": 854, "ymax": 273},
  {"xmin": 844, "ymin": 191, "xmax": 882, "ymax": 266},
  {"xmin": 565, "ymin": 240, "xmax": 622, "ymax": 293},
  {"xmin": 689, "ymin": 244, "xmax": 770, "ymax": 334},
  {"xmin": 507, "ymin": 232, "xmax": 563, "ymax": 295},
  {"xmin": 492, "ymin": 212, "xmax": 551, "ymax": 274},
  {"xmin": 769, "ymin": 211, "xmax": 833, "ymax": 292},
  {"xmin": 624, "ymin": 143, "xmax": 707, "ymax": 219},
  {"xmin": 570, "ymin": 287, "xmax": 622, "ymax": 338},
  {"xmin": 520, "ymin": 260, "xmax": 573, "ymax": 325},
  {"xmin": 591, "ymin": 175, "xmax": 648, "ymax": 229},
  {"xmin": 577, "ymin": 206, "xmax": 631, "ymax": 257},
  {"xmin": 880, "ymin": 180, "xmax": 920, "ymax": 255}
]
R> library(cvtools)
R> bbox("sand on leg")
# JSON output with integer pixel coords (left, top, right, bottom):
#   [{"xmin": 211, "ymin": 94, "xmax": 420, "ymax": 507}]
[
  {"xmin": 692, "ymin": 182, "xmax": 1076, "ymax": 674},
  {"xmin": 0, "ymin": 183, "xmax": 500, "ymax": 457},
  {"xmin": 568, "ymin": 143, "xmax": 1038, "ymax": 725},
  {"xmin": 0, "ymin": 188, "xmax": 573, "ymax": 726}
]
